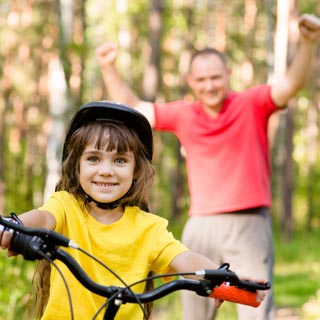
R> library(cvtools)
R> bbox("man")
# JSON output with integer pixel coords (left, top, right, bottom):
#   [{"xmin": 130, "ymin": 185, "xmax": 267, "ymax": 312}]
[{"xmin": 96, "ymin": 14, "xmax": 320, "ymax": 320}]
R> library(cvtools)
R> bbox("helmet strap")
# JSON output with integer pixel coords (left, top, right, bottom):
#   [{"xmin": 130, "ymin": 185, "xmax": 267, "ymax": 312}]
[
  {"xmin": 86, "ymin": 195, "xmax": 120, "ymax": 210},
  {"xmin": 84, "ymin": 180, "xmax": 136, "ymax": 210}
]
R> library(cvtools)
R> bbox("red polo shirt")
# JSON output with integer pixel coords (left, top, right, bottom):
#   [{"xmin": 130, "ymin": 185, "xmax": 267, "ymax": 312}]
[{"xmin": 154, "ymin": 85, "xmax": 278, "ymax": 216}]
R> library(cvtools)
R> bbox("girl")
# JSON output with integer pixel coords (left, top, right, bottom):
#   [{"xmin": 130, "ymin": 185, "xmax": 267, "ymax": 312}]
[{"xmin": 1, "ymin": 101, "xmax": 260, "ymax": 319}]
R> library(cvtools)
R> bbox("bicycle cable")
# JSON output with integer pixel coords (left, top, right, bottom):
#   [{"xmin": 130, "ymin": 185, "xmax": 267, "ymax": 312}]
[
  {"xmin": 76, "ymin": 246, "xmax": 148, "ymax": 319},
  {"xmin": 123, "ymin": 271, "xmax": 198, "ymax": 289},
  {"xmin": 92, "ymin": 271, "xmax": 199, "ymax": 320},
  {"xmin": 91, "ymin": 290, "xmax": 126, "ymax": 320},
  {"xmin": 40, "ymin": 252, "xmax": 75, "ymax": 320}
]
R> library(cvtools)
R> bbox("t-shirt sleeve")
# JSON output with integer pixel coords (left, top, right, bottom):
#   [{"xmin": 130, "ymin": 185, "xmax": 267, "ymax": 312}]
[
  {"xmin": 150, "ymin": 218, "xmax": 188, "ymax": 275},
  {"xmin": 154, "ymin": 100, "xmax": 188, "ymax": 132},
  {"xmin": 253, "ymin": 84, "xmax": 278, "ymax": 117},
  {"xmin": 38, "ymin": 192, "xmax": 67, "ymax": 232}
]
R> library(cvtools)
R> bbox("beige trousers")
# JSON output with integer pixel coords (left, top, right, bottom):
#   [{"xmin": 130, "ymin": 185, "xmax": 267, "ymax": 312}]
[{"xmin": 181, "ymin": 208, "xmax": 275, "ymax": 320}]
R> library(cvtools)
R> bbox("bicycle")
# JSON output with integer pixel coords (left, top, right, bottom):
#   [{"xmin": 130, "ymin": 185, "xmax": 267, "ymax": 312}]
[{"xmin": 0, "ymin": 215, "xmax": 271, "ymax": 320}]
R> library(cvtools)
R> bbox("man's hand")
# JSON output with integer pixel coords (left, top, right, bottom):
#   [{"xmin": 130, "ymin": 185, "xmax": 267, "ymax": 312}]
[
  {"xmin": 299, "ymin": 14, "xmax": 320, "ymax": 43},
  {"xmin": 95, "ymin": 42, "xmax": 118, "ymax": 69}
]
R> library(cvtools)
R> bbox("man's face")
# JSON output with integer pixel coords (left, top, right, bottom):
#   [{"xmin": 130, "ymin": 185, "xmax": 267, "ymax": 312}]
[{"xmin": 187, "ymin": 54, "xmax": 230, "ymax": 113}]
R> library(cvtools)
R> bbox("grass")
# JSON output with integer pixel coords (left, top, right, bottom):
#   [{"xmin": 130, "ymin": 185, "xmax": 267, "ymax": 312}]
[{"xmin": 273, "ymin": 227, "xmax": 320, "ymax": 319}]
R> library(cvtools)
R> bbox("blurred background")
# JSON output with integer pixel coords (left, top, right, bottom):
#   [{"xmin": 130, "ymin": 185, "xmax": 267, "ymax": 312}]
[{"xmin": 0, "ymin": 0, "xmax": 319, "ymax": 319}]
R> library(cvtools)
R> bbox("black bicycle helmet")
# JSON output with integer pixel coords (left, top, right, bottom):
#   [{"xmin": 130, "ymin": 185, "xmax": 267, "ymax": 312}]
[{"xmin": 62, "ymin": 100, "xmax": 153, "ymax": 162}]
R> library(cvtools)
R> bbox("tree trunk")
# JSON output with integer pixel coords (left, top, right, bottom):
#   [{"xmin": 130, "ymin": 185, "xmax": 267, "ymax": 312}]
[
  {"xmin": 276, "ymin": 1, "xmax": 298, "ymax": 240},
  {"xmin": 282, "ymin": 105, "xmax": 294, "ymax": 240},
  {"xmin": 142, "ymin": 0, "xmax": 163, "ymax": 101}
]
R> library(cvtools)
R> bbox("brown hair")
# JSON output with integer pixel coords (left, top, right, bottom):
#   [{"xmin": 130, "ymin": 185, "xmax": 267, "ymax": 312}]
[
  {"xmin": 32, "ymin": 121, "xmax": 155, "ymax": 318},
  {"xmin": 189, "ymin": 47, "xmax": 227, "ymax": 71}
]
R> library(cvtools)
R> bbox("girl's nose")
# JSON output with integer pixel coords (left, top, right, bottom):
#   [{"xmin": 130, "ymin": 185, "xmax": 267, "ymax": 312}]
[{"xmin": 98, "ymin": 164, "xmax": 114, "ymax": 176}]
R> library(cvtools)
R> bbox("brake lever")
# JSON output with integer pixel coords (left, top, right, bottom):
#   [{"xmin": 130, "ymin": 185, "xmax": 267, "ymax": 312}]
[
  {"xmin": 196, "ymin": 263, "xmax": 240, "ymax": 287},
  {"xmin": 196, "ymin": 263, "xmax": 271, "ymax": 291},
  {"xmin": 218, "ymin": 263, "xmax": 271, "ymax": 291},
  {"xmin": 237, "ymin": 279, "xmax": 271, "ymax": 291},
  {"xmin": 0, "ymin": 216, "xmax": 28, "ymax": 233}
]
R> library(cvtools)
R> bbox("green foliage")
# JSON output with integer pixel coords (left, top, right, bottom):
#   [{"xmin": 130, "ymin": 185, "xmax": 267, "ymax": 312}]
[
  {"xmin": 273, "ymin": 228, "xmax": 320, "ymax": 307},
  {"xmin": 0, "ymin": 252, "xmax": 34, "ymax": 320},
  {"xmin": 0, "ymin": 0, "xmax": 320, "ymax": 318},
  {"xmin": 298, "ymin": 1, "xmax": 320, "ymax": 15}
]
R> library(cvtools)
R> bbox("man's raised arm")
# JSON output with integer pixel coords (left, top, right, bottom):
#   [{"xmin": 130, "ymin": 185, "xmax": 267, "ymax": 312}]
[
  {"xmin": 271, "ymin": 14, "xmax": 320, "ymax": 107},
  {"xmin": 96, "ymin": 42, "xmax": 155, "ymax": 127}
]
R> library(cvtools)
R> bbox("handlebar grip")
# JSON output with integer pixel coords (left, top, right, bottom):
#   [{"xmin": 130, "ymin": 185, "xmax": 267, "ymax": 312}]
[
  {"xmin": 210, "ymin": 283, "xmax": 261, "ymax": 307},
  {"xmin": 10, "ymin": 233, "xmax": 44, "ymax": 261}
]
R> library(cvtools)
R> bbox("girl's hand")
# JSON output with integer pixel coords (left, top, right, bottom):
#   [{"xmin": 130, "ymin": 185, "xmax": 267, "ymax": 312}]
[
  {"xmin": 215, "ymin": 298, "xmax": 223, "ymax": 308},
  {"xmin": 0, "ymin": 229, "xmax": 16, "ymax": 257},
  {"xmin": 256, "ymin": 288, "xmax": 267, "ymax": 303}
]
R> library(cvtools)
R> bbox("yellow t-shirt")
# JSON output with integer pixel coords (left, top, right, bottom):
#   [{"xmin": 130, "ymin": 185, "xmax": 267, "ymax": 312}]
[{"xmin": 38, "ymin": 191, "xmax": 188, "ymax": 320}]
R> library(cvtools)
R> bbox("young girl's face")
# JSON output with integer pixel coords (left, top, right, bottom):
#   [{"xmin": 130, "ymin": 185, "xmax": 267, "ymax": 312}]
[{"xmin": 79, "ymin": 142, "xmax": 135, "ymax": 206}]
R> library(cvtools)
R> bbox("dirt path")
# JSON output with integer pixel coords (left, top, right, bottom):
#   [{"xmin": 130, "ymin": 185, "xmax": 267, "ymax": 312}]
[
  {"xmin": 276, "ymin": 307, "xmax": 300, "ymax": 320},
  {"xmin": 153, "ymin": 307, "xmax": 302, "ymax": 319},
  {"xmin": 276, "ymin": 296, "xmax": 320, "ymax": 319}
]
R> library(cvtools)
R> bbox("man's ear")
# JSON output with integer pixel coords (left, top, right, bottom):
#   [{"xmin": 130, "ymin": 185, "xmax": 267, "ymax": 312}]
[
  {"xmin": 226, "ymin": 67, "xmax": 232, "ymax": 79},
  {"xmin": 187, "ymin": 73, "xmax": 194, "ymax": 89}
]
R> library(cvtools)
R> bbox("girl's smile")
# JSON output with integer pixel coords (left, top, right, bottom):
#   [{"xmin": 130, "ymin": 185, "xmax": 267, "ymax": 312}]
[{"xmin": 79, "ymin": 144, "xmax": 135, "ymax": 206}]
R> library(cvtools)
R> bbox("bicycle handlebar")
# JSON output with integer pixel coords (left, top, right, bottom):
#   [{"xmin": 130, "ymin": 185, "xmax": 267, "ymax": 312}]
[{"xmin": 0, "ymin": 216, "xmax": 271, "ymax": 311}]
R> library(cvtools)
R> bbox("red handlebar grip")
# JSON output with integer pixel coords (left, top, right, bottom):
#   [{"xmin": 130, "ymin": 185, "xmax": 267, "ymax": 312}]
[{"xmin": 210, "ymin": 283, "xmax": 261, "ymax": 307}]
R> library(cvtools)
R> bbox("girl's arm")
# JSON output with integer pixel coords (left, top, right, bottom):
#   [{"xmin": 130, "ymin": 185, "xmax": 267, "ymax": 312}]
[
  {"xmin": 170, "ymin": 251, "xmax": 219, "ymax": 275},
  {"xmin": 16, "ymin": 209, "xmax": 56, "ymax": 229},
  {"xmin": 170, "ymin": 251, "xmax": 222, "ymax": 306}
]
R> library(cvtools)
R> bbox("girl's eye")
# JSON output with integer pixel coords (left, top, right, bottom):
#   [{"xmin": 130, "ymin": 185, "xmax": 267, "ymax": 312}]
[
  {"xmin": 87, "ymin": 156, "xmax": 99, "ymax": 163},
  {"xmin": 115, "ymin": 157, "xmax": 127, "ymax": 164}
]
